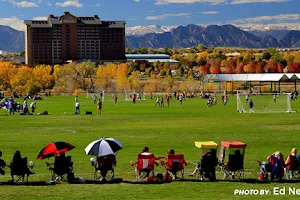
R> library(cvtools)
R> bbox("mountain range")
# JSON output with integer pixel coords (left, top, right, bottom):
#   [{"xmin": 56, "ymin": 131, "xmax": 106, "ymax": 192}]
[
  {"xmin": 126, "ymin": 24, "xmax": 300, "ymax": 49},
  {"xmin": 0, "ymin": 24, "xmax": 299, "ymax": 52}
]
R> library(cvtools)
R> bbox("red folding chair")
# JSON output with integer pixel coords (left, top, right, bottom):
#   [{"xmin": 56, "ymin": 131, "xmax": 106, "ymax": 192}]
[
  {"xmin": 166, "ymin": 154, "xmax": 185, "ymax": 179},
  {"xmin": 135, "ymin": 154, "xmax": 156, "ymax": 181}
]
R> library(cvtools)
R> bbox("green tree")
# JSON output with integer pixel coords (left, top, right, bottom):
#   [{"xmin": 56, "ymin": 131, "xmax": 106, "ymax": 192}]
[{"xmin": 262, "ymin": 52, "xmax": 271, "ymax": 60}]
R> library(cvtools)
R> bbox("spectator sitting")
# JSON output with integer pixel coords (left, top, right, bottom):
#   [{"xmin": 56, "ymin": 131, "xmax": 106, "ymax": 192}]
[{"xmin": 0, "ymin": 151, "xmax": 6, "ymax": 175}]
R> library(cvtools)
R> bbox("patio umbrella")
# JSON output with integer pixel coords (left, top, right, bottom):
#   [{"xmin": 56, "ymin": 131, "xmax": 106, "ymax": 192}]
[
  {"xmin": 84, "ymin": 138, "xmax": 122, "ymax": 157},
  {"xmin": 37, "ymin": 141, "xmax": 75, "ymax": 160}
]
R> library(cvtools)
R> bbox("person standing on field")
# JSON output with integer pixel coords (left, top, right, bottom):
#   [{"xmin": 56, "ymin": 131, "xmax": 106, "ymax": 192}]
[
  {"xmin": 97, "ymin": 99, "xmax": 102, "ymax": 115},
  {"xmin": 93, "ymin": 95, "xmax": 97, "ymax": 104},
  {"xmin": 155, "ymin": 97, "xmax": 160, "ymax": 107},
  {"xmin": 114, "ymin": 95, "xmax": 118, "ymax": 105},
  {"xmin": 166, "ymin": 95, "xmax": 170, "ymax": 107},
  {"xmin": 30, "ymin": 102, "xmax": 36, "ymax": 113},
  {"xmin": 75, "ymin": 100, "xmax": 80, "ymax": 114},
  {"xmin": 273, "ymin": 94, "xmax": 276, "ymax": 103},
  {"xmin": 249, "ymin": 99, "xmax": 254, "ymax": 113}
]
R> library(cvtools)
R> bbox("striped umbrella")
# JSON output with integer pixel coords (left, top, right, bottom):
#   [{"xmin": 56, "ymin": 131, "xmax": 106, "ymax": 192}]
[
  {"xmin": 84, "ymin": 138, "xmax": 122, "ymax": 157},
  {"xmin": 37, "ymin": 141, "xmax": 75, "ymax": 160}
]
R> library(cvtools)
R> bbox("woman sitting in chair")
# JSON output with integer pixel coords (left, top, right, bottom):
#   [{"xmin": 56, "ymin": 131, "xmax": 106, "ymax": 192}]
[
  {"xmin": 285, "ymin": 148, "xmax": 298, "ymax": 179},
  {"xmin": 130, "ymin": 147, "xmax": 158, "ymax": 165}
]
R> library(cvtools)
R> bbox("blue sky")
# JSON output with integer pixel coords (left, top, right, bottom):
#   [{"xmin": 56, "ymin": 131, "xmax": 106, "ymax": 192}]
[{"xmin": 0, "ymin": 0, "xmax": 299, "ymax": 31}]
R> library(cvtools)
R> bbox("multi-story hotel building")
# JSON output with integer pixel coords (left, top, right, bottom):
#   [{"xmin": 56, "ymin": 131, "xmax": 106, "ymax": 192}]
[{"xmin": 24, "ymin": 12, "xmax": 126, "ymax": 65}]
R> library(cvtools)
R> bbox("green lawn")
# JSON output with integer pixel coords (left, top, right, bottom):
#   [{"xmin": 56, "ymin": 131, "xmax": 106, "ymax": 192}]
[{"xmin": 1, "ymin": 94, "xmax": 300, "ymax": 199}]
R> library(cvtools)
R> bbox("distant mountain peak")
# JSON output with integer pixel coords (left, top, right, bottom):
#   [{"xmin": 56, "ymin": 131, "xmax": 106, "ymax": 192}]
[{"xmin": 126, "ymin": 25, "xmax": 176, "ymax": 36}]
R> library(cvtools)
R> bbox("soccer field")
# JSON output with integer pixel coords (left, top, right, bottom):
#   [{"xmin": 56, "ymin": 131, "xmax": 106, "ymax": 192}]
[{"xmin": 1, "ymin": 95, "xmax": 300, "ymax": 199}]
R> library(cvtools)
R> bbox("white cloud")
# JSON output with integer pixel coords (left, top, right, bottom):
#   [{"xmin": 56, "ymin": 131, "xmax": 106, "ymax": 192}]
[
  {"xmin": 146, "ymin": 13, "xmax": 190, "ymax": 20},
  {"xmin": 231, "ymin": 0, "xmax": 288, "ymax": 4},
  {"xmin": 88, "ymin": 3, "xmax": 100, "ymax": 6},
  {"xmin": 155, "ymin": 0, "xmax": 226, "ymax": 5},
  {"xmin": 12, "ymin": 1, "xmax": 38, "ymax": 7},
  {"xmin": 231, "ymin": 14, "xmax": 300, "ymax": 24},
  {"xmin": 201, "ymin": 11, "xmax": 218, "ymax": 14},
  {"xmin": 56, "ymin": 0, "xmax": 82, "ymax": 7},
  {"xmin": 235, "ymin": 22, "xmax": 300, "ymax": 31},
  {"xmin": 134, "ymin": 0, "xmax": 140, "ymax": 2},
  {"xmin": 33, "ymin": 16, "xmax": 47, "ymax": 20},
  {"xmin": 0, "ymin": 16, "xmax": 24, "ymax": 31}
]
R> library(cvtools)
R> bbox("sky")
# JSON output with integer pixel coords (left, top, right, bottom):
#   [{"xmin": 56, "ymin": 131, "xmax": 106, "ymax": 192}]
[{"xmin": 0, "ymin": 0, "xmax": 299, "ymax": 31}]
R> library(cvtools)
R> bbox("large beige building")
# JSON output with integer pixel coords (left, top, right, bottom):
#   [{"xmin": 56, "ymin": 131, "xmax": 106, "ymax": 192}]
[{"xmin": 24, "ymin": 12, "xmax": 126, "ymax": 65}]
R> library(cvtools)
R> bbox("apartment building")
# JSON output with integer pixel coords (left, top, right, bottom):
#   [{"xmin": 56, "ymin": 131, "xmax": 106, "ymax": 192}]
[{"xmin": 24, "ymin": 12, "xmax": 126, "ymax": 65}]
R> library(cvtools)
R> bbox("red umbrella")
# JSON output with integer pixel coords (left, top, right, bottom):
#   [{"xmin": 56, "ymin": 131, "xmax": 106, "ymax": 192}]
[{"xmin": 37, "ymin": 142, "xmax": 75, "ymax": 160}]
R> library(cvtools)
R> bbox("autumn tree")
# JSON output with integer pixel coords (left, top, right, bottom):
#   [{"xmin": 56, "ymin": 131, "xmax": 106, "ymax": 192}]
[
  {"xmin": 32, "ymin": 65, "xmax": 54, "ymax": 91},
  {"xmin": 0, "ymin": 62, "xmax": 17, "ymax": 90}
]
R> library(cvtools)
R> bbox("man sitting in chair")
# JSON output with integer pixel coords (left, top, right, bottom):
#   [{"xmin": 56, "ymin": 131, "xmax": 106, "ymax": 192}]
[
  {"xmin": 50, "ymin": 153, "xmax": 73, "ymax": 181},
  {"xmin": 227, "ymin": 150, "xmax": 244, "ymax": 171},
  {"xmin": 189, "ymin": 149, "xmax": 217, "ymax": 179},
  {"xmin": 94, "ymin": 154, "xmax": 116, "ymax": 181},
  {"xmin": 9, "ymin": 151, "xmax": 34, "ymax": 182}
]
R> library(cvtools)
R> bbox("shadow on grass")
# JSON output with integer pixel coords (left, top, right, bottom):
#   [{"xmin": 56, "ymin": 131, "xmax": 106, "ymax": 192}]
[
  {"xmin": 2, "ymin": 178, "xmax": 300, "ymax": 185},
  {"xmin": 73, "ymin": 178, "xmax": 123, "ymax": 184},
  {"xmin": 0, "ymin": 181, "xmax": 55, "ymax": 186}
]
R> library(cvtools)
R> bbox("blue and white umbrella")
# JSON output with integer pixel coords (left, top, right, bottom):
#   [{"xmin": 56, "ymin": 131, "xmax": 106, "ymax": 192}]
[{"xmin": 84, "ymin": 138, "xmax": 122, "ymax": 157}]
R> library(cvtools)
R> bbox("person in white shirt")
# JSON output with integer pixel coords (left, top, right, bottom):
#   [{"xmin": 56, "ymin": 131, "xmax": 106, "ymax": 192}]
[
  {"xmin": 246, "ymin": 94, "xmax": 249, "ymax": 103},
  {"xmin": 75, "ymin": 101, "xmax": 80, "ymax": 114},
  {"xmin": 155, "ymin": 97, "xmax": 160, "ymax": 107},
  {"xmin": 23, "ymin": 98, "xmax": 29, "ymax": 114},
  {"xmin": 30, "ymin": 102, "xmax": 36, "ymax": 113}
]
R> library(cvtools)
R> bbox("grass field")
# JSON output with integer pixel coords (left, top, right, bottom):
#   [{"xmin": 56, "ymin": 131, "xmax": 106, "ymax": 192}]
[{"xmin": 1, "ymin": 94, "xmax": 300, "ymax": 199}]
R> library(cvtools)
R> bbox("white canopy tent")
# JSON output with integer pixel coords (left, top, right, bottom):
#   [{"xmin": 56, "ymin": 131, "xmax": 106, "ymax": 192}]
[{"xmin": 204, "ymin": 73, "xmax": 300, "ymax": 93}]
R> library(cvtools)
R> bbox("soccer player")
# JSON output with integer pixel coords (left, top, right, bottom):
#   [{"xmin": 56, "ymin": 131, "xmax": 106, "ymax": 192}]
[
  {"xmin": 114, "ymin": 95, "xmax": 118, "ymax": 105},
  {"xmin": 155, "ymin": 97, "xmax": 160, "ymax": 107},
  {"xmin": 249, "ymin": 99, "xmax": 254, "ymax": 113},
  {"xmin": 273, "ymin": 94, "xmax": 276, "ymax": 103},
  {"xmin": 246, "ymin": 94, "xmax": 249, "ymax": 103},
  {"xmin": 75, "ymin": 100, "xmax": 80, "ymax": 114},
  {"xmin": 93, "ymin": 95, "xmax": 97, "ymax": 104}
]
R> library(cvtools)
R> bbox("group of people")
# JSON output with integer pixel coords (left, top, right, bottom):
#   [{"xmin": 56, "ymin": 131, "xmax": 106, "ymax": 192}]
[
  {"xmin": 206, "ymin": 95, "xmax": 218, "ymax": 107},
  {"xmin": 259, "ymin": 148, "xmax": 300, "ymax": 181},
  {"xmin": 0, "ymin": 97, "xmax": 37, "ymax": 115}
]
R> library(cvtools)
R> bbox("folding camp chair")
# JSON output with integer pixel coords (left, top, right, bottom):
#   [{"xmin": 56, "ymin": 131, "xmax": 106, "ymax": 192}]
[
  {"xmin": 10, "ymin": 157, "xmax": 34, "ymax": 183},
  {"xmin": 134, "ymin": 154, "xmax": 156, "ymax": 181},
  {"xmin": 165, "ymin": 154, "xmax": 185, "ymax": 179},
  {"xmin": 219, "ymin": 141, "xmax": 247, "ymax": 180},
  {"xmin": 285, "ymin": 156, "xmax": 300, "ymax": 180},
  {"xmin": 47, "ymin": 156, "xmax": 73, "ymax": 181},
  {"xmin": 193, "ymin": 141, "xmax": 218, "ymax": 181},
  {"xmin": 94, "ymin": 155, "xmax": 115, "ymax": 181}
]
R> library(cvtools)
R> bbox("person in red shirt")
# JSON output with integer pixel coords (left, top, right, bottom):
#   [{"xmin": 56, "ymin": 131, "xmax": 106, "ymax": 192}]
[{"xmin": 114, "ymin": 95, "xmax": 118, "ymax": 105}]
